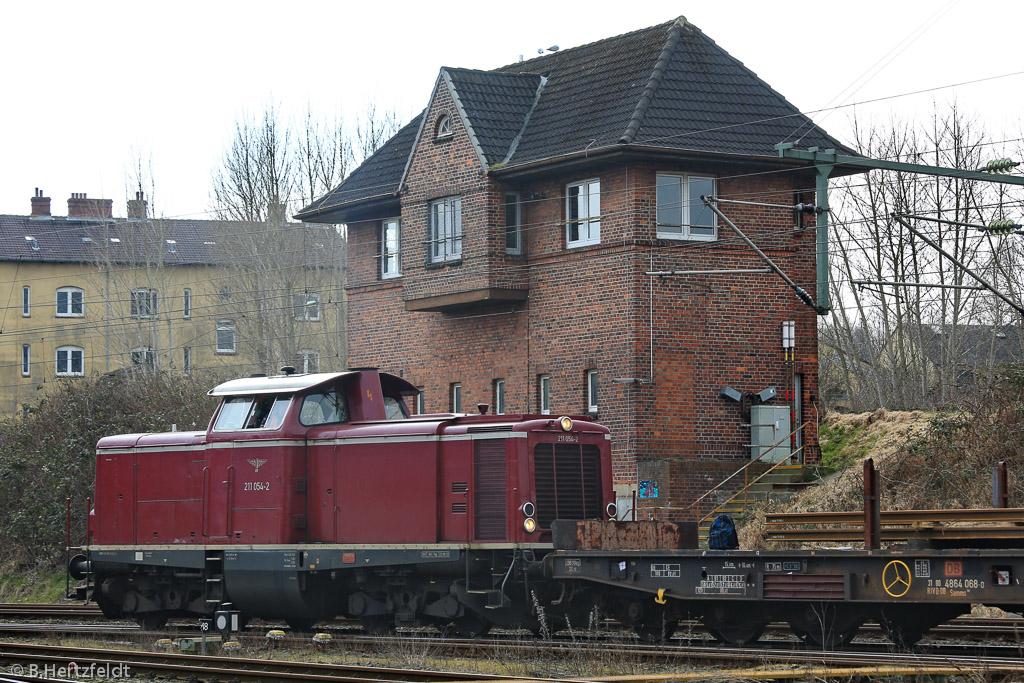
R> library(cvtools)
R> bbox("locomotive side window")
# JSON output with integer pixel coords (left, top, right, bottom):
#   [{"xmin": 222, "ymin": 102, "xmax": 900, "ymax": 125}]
[
  {"xmin": 299, "ymin": 391, "xmax": 349, "ymax": 426},
  {"xmin": 215, "ymin": 397, "xmax": 254, "ymax": 430},
  {"xmin": 384, "ymin": 395, "xmax": 409, "ymax": 420},
  {"xmin": 215, "ymin": 394, "xmax": 293, "ymax": 431}
]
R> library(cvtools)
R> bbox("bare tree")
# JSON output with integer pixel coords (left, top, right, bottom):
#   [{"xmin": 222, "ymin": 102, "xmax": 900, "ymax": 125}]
[{"xmin": 822, "ymin": 103, "xmax": 1023, "ymax": 410}]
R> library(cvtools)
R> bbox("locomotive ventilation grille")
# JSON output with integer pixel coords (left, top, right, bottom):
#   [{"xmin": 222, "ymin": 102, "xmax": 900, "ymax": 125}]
[{"xmin": 533, "ymin": 443, "xmax": 603, "ymax": 527}]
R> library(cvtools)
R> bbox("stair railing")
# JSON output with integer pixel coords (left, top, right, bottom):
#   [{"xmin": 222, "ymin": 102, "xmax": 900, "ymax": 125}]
[{"xmin": 687, "ymin": 421, "xmax": 811, "ymax": 525}]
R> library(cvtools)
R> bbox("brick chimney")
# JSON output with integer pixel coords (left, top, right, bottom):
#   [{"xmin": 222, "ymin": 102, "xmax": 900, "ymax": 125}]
[
  {"xmin": 30, "ymin": 188, "xmax": 51, "ymax": 218},
  {"xmin": 127, "ymin": 191, "xmax": 148, "ymax": 219},
  {"xmin": 67, "ymin": 192, "xmax": 113, "ymax": 219}
]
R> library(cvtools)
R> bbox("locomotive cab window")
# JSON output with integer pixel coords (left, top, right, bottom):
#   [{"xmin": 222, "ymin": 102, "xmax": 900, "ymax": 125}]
[
  {"xmin": 299, "ymin": 390, "xmax": 349, "ymax": 426},
  {"xmin": 214, "ymin": 394, "xmax": 293, "ymax": 431}
]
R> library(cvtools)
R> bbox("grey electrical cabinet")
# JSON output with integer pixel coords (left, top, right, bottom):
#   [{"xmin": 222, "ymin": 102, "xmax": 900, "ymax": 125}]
[{"xmin": 751, "ymin": 405, "xmax": 791, "ymax": 462}]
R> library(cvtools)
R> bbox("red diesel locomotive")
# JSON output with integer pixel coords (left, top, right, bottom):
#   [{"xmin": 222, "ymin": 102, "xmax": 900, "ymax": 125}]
[{"xmin": 71, "ymin": 368, "xmax": 615, "ymax": 635}]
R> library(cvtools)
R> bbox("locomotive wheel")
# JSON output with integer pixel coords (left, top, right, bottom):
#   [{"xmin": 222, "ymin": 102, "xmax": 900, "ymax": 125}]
[
  {"xmin": 287, "ymin": 618, "xmax": 317, "ymax": 633},
  {"xmin": 360, "ymin": 615, "xmax": 395, "ymax": 635},
  {"xmin": 134, "ymin": 612, "xmax": 168, "ymax": 631},
  {"xmin": 633, "ymin": 619, "xmax": 677, "ymax": 642}
]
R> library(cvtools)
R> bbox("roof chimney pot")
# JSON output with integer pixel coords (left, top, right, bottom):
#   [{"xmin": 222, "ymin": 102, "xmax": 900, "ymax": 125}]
[{"xmin": 30, "ymin": 189, "xmax": 51, "ymax": 218}]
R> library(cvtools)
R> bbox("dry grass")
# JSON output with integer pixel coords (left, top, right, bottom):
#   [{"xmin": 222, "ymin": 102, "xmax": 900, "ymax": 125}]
[{"xmin": 740, "ymin": 372, "xmax": 1024, "ymax": 549}]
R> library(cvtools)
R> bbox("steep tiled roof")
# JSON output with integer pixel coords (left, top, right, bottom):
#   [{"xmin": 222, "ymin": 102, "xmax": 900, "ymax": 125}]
[
  {"xmin": 0, "ymin": 214, "xmax": 335, "ymax": 265},
  {"xmin": 444, "ymin": 69, "xmax": 544, "ymax": 166},
  {"xmin": 299, "ymin": 17, "xmax": 850, "ymax": 219},
  {"xmin": 297, "ymin": 113, "xmax": 423, "ymax": 220},
  {"xmin": 921, "ymin": 325, "xmax": 1024, "ymax": 369}
]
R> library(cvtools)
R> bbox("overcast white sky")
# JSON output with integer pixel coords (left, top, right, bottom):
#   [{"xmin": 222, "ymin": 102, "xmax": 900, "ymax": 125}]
[{"xmin": 2, "ymin": 0, "xmax": 1022, "ymax": 220}]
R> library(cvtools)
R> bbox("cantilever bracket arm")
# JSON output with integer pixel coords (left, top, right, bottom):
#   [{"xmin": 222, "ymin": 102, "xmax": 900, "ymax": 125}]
[
  {"xmin": 892, "ymin": 213, "xmax": 1024, "ymax": 318},
  {"xmin": 702, "ymin": 196, "xmax": 825, "ymax": 314}
]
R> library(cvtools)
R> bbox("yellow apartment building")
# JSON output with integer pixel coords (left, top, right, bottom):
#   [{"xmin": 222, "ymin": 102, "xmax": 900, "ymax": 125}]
[{"xmin": 0, "ymin": 190, "xmax": 345, "ymax": 416}]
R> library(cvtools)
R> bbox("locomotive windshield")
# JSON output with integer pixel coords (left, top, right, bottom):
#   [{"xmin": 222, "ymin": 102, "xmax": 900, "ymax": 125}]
[
  {"xmin": 299, "ymin": 391, "xmax": 349, "ymax": 426},
  {"xmin": 214, "ymin": 394, "xmax": 292, "ymax": 431}
]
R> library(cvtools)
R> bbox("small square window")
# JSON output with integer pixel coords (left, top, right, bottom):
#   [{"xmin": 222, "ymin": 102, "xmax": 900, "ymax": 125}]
[
  {"xmin": 295, "ymin": 292, "xmax": 321, "ymax": 321},
  {"xmin": 56, "ymin": 287, "xmax": 84, "ymax": 317},
  {"xmin": 130, "ymin": 289, "xmax": 158, "ymax": 318},
  {"xmin": 656, "ymin": 174, "xmax": 717, "ymax": 240},
  {"xmin": 298, "ymin": 350, "xmax": 320, "ymax": 373},
  {"xmin": 55, "ymin": 345, "xmax": 84, "ymax": 376},
  {"xmin": 216, "ymin": 321, "xmax": 236, "ymax": 354}
]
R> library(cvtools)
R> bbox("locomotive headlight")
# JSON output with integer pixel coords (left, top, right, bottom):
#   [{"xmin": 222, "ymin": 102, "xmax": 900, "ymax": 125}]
[
  {"xmin": 523, "ymin": 517, "xmax": 537, "ymax": 533},
  {"xmin": 522, "ymin": 501, "xmax": 536, "ymax": 518},
  {"xmin": 559, "ymin": 416, "xmax": 573, "ymax": 431}
]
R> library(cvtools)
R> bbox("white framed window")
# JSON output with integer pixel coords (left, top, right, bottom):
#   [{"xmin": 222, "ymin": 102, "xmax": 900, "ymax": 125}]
[
  {"xmin": 504, "ymin": 192, "xmax": 522, "ymax": 255},
  {"xmin": 216, "ymin": 320, "xmax": 236, "ymax": 354},
  {"xmin": 435, "ymin": 114, "xmax": 453, "ymax": 139},
  {"xmin": 416, "ymin": 387, "xmax": 425, "ymax": 414},
  {"xmin": 56, "ymin": 287, "xmax": 84, "ymax": 317},
  {"xmin": 21, "ymin": 344, "xmax": 30, "ymax": 377},
  {"xmin": 539, "ymin": 374, "xmax": 551, "ymax": 415},
  {"xmin": 429, "ymin": 196, "xmax": 462, "ymax": 263},
  {"xmin": 183, "ymin": 288, "xmax": 191, "ymax": 318},
  {"xmin": 656, "ymin": 174, "xmax": 717, "ymax": 240},
  {"xmin": 298, "ymin": 349, "xmax": 320, "ymax": 373},
  {"xmin": 382, "ymin": 217, "xmax": 401, "ymax": 278},
  {"xmin": 22, "ymin": 286, "xmax": 29, "ymax": 317},
  {"xmin": 130, "ymin": 288, "xmax": 158, "ymax": 318},
  {"xmin": 566, "ymin": 179, "xmax": 600, "ymax": 247},
  {"xmin": 295, "ymin": 292, "xmax": 321, "ymax": 321},
  {"xmin": 450, "ymin": 382, "xmax": 462, "ymax": 412},
  {"xmin": 494, "ymin": 379, "xmax": 506, "ymax": 414},
  {"xmin": 131, "ymin": 347, "xmax": 156, "ymax": 369},
  {"xmin": 183, "ymin": 347, "xmax": 192, "ymax": 376},
  {"xmin": 55, "ymin": 345, "xmax": 84, "ymax": 376},
  {"xmin": 586, "ymin": 370, "xmax": 598, "ymax": 413}
]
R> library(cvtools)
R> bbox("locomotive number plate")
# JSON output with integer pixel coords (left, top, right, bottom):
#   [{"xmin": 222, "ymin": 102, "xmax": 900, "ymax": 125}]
[
  {"xmin": 243, "ymin": 481, "xmax": 271, "ymax": 491},
  {"xmin": 557, "ymin": 435, "xmax": 579, "ymax": 443}
]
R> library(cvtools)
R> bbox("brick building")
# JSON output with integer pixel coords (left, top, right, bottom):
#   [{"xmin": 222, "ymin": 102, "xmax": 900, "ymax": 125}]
[
  {"xmin": 297, "ymin": 18, "xmax": 853, "ymax": 518},
  {"xmin": 0, "ymin": 191, "xmax": 344, "ymax": 416}
]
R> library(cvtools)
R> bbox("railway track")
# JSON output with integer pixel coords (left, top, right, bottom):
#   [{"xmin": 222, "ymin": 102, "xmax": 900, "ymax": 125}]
[{"xmin": 3, "ymin": 637, "xmax": 1024, "ymax": 683}]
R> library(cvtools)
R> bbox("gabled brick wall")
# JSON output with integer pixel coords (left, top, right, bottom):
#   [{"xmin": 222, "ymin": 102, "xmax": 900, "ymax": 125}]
[{"xmin": 344, "ymin": 86, "xmax": 821, "ymax": 521}]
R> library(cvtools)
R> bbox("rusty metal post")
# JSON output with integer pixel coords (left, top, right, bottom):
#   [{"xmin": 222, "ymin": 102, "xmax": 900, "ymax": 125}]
[
  {"xmin": 994, "ymin": 461, "xmax": 1009, "ymax": 508},
  {"xmin": 863, "ymin": 459, "xmax": 881, "ymax": 550}
]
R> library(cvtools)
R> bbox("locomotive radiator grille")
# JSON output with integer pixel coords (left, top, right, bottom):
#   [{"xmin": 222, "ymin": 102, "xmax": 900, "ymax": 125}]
[
  {"xmin": 475, "ymin": 440, "xmax": 507, "ymax": 539},
  {"xmin": 534, "ymin": 444, "xmax": 603, "ymax": 527}
]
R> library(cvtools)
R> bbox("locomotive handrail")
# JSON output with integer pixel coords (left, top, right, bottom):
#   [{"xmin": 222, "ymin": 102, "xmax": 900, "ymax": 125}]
[{"xmin": 684, "ymin": 421, "xmax": 810, "ymax": 517}]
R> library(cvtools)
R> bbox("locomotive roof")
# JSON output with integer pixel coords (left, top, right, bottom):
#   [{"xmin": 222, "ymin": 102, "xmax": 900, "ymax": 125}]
[{"xmin": 208, "ymin": 370, "xmax": 416, "ymax": 396}]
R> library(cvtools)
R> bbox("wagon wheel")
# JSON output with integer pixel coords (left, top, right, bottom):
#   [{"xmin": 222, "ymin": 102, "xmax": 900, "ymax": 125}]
[
  {"xmin": 789, "ymin": 605, "xmax": 863, "ymax": 650},
  {"xmin": 878, "ymin": 617, "xmax": 925, "ymax": 648},
  {"xmin": 633, "ymin": 619, "xmax": 677, "ymax": 642},
  {"xmin": 287, "ymin": 618, "xmax": 317, "ymax": 633},
  {"xmin": 704, "ymin": 622, "xmax": 765, "ymax": 646},
  {"xmin": 134, "ymin": 612, "xmax": 169, "ymax": 631},
  {"xmin": 360, "ymin": 615, "xmax": 395, "ymax": 635},
  {"xmin": 440, "ymin": 612, "xmax": 492, "ymax": 639}
]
